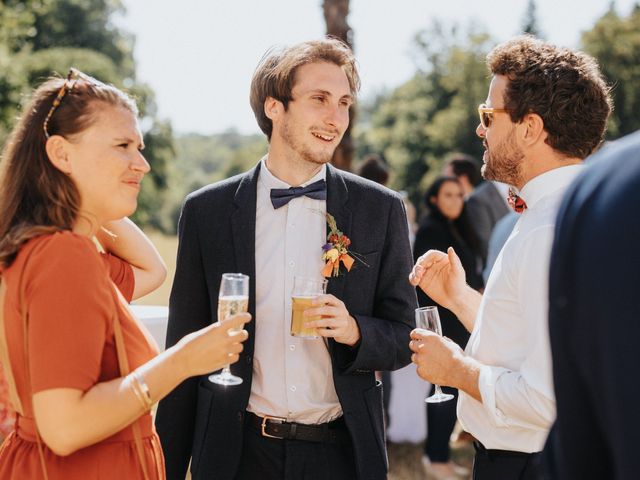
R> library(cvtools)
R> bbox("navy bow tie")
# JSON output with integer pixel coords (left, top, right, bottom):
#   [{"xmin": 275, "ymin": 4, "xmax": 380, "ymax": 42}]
[{"xmin": 270, "ymin": 179, "xmax": 327, "ymax": 209}]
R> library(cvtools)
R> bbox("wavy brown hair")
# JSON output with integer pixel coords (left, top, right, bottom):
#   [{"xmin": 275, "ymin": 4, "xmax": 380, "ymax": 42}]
[
  {"xmin": 250, "ymin": 37, "xmax": 360, "ymax": 140},
  {"xmin": 487, "ymin": 35, "xmax": 612, "ymax": 159},
  {"xmin": 0, "ymin": 73, "xmax": 138, "ymax": 268}
]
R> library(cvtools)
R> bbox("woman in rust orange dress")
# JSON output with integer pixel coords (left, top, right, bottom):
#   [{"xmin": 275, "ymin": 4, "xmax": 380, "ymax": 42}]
[{"xmin": 0, "ymin": 70, "xmax": 251, "ymax": 479}]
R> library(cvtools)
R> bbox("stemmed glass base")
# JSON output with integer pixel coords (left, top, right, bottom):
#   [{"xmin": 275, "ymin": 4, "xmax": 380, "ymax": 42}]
[
  {"xmin": 208, "ymin": 369, "xmax": 243, "ymax": 386},
  {"xmin": 425, "ymin": 387, "xmax": 454, "ymax": 403}
]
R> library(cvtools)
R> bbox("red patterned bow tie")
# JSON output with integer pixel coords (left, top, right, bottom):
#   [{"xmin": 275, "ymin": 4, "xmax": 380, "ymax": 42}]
[{"xmin": 508, "ymin": 188, "xmax": 527, "ymax": 213}]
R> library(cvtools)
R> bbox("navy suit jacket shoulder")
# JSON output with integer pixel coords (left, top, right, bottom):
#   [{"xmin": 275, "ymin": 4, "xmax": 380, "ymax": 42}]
[{"xmin": 545, "ymin": 131, "xmax": 640, "ymax": 479}]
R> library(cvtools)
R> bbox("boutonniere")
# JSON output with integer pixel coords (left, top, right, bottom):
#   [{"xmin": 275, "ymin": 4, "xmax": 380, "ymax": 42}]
[{"xmin": 321, "ymin": 213, "xmax": 356, "ymax": 278}]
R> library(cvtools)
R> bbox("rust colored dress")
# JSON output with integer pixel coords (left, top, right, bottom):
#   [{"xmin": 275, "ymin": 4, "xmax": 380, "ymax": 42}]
[
  {"xmin": 0, "ymin": 232, "xmax": 165, "ymax": 479},
  {"xmin": 0, "ymin": 363, "xmax": 15, "ymax": 440}
]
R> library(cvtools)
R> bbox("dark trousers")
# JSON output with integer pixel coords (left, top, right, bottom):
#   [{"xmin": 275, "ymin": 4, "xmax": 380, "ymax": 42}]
[
  {"xmin": 424, "ymin": 385, "xmax": 459, "ymax": 462},
  {"xmin": 235, "ymin": 416, "xmax": 357, "ymax": 480},
  {"xmin": 473, "ymin": 442, "xmax": 543, "ymax": 480}
]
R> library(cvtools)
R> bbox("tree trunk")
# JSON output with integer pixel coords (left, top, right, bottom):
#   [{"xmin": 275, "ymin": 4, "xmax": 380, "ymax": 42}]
[{"xmin": 323, "ymin": 0, "xmax": 354, "ymax": 172}]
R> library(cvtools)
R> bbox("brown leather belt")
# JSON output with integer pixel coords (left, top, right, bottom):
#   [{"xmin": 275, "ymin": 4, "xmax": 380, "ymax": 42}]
[{"xmin": 246, "ymin": 411, "xmax": 349, "ymax": 443}]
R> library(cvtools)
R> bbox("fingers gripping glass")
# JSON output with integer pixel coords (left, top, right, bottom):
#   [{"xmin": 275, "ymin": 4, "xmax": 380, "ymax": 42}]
[
  {"xmin": 43, "ymin": 68, "xmax": 102, "ymax": 139},
  {"xmin": 478, "ymin": 104, "xmax": 509, "ymax": 129},
  {"xmin": 209, "ymin": 273, "xmax": 249, "ymax": 386},
  {"xmin": 415, "ymin": 306, "xmax": 454, "ymax": 403}
]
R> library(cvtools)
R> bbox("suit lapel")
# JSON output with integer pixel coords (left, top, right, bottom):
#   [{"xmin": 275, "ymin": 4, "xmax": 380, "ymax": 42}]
[
  {"xmin": 325, "ymin": 165, "xmax": 351, "ymax": 302},
  {"xmin": 231, "ymin": 163, "xmax": 260, "ymax": 337}
]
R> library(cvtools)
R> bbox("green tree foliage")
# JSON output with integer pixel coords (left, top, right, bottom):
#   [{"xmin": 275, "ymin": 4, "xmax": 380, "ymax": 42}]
[
  {"xmin": 356, "ymin": 22, "xmax": 492, "ymax": 210},
  {"xmin": 581, "ymin": 4, "xmax": 640, "ymax": 137},
  {"xmin": 0, "ymin": 0, "xmax": 175, "ymax": 232},
  {"xmin": 152, "ymin": 130, "xmax": 266, "ymax": 232}
]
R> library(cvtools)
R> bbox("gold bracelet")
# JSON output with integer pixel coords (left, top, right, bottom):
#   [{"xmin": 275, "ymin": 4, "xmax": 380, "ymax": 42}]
[
  {"xmin": 128, "ymin": 374, "xmax": 148, "ymax": 411},
  {"xmin": 129, "ymin": 371, "xmax": 154, "ymax": 411},
  {"xmin": 132, "ymin": 371, "xmax": 153, "ymax": 410}
]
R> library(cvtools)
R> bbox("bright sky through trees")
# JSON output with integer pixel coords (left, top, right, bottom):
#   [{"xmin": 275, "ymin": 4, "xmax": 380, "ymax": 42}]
[{"xmin": 117, "ymin": 0, "xmax": 636, "ymax": 135}]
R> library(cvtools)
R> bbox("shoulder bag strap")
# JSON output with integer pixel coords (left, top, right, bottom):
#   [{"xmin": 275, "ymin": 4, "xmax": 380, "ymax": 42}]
[
  {"xmin": 0, "ymin": 279, "xmax": 24, "ymax": 416},
  {"xmin": 112, "ymin": 286, "xmax": 152, "ymax": 480}
]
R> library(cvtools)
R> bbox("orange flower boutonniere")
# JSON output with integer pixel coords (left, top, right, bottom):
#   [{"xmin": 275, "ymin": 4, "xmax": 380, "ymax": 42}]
[{"xmin": 321, "ymin": 213, "xmax": 356, "ymax": 278}]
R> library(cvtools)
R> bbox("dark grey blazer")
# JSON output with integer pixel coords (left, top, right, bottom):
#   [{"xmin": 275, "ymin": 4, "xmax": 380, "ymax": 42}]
[
  {"xmin": 466, "ymin": 181, "xmax": 510, "ymax": 266},
  {"xmin": 155, "ymin": 162, "xmax": 417, "ymax": 480}
]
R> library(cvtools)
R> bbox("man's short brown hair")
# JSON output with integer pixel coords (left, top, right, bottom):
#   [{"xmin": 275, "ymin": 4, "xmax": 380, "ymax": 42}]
[
  {"xmin": 487, "ymin": 35, "xmax": 612, "ymax": 159},
  {"xmin": 250, "ymin": 37, "xmax": 360, "ymax": 140}
]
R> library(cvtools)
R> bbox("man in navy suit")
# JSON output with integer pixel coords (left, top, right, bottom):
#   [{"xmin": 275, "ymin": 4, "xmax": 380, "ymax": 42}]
[
  {"xmin": 544, "ymin": 131, "xmax": 640, "ymax": 479},
  {"xmin": 155, "ymin": 37, "xmax": 417, "ymax": 480}
]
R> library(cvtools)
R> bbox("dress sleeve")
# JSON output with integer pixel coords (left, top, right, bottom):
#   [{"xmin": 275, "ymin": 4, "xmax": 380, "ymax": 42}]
[
  {"xmin": 100, "ymin": 252, "xmax": 135, "ymax": 302},
  {"xmin": 26, "ymin": 233, "xmax": 114, "ymax": 393}
]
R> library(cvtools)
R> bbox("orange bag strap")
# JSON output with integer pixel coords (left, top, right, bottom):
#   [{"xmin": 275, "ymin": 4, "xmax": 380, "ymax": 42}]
[
  {"xmin": 0, "ymin": 279, "xmax": 23, "ymax": 416},
  {"xmin": 111, "ymin": 285, "xmax": 151, "ymax": 480}
]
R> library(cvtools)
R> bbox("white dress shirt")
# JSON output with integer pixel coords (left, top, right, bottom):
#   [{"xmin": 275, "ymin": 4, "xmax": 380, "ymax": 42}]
[
  {"xmin": 247, "ymin": 159, "xmax": 342, "ymax": 424},
  {"xmin": 458, "ymin": 165, "xmax": 584, "ymax": 452}
]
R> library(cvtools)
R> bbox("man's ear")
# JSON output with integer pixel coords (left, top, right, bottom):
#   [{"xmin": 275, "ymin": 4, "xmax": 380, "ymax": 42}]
[
  {"xmin": 44, "ymin": 135, "xmax": 72, "ymax": 175},
  {"xmin": 264, "ymin": 97, "xmax": 282, "ymax": 121},
  {"xmin": 519, "ymin": 112, "xmax": 546, "ymax": 146}
]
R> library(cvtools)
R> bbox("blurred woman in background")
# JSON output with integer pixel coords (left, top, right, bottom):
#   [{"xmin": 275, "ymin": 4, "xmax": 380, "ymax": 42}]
[{"xmin": 413, "ymin": 175, "xmax": 483, "ymax": 479}]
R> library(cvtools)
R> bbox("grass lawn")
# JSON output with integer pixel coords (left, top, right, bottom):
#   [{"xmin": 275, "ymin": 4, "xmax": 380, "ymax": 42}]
[{"xmin": 135, "ymin": 231, "xmax": 178, "ymax": 307}]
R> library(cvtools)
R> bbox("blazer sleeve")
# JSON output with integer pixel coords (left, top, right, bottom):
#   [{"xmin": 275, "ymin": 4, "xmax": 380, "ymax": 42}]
[
  {"xmin": 466, "ymin": 193, "xmax": 492, "ymax": 263},
  {"xmin": 155, "ymin": 196, "xmax": 212, "ymax": 480},
  {"xmin": 336, "ymin": 196, "xmax": 418, "ymax": 373}
]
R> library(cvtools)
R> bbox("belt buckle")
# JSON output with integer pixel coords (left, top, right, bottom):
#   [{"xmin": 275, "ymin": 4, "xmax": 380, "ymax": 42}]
[{"xmin": 260, "ymin": 415, "xmax": 286, "ymax": 439}]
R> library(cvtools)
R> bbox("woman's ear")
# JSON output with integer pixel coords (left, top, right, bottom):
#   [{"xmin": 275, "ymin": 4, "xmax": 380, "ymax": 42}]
[{"xmin": 45, "ymin": 135, "xmax": 72, "ymax": 175}]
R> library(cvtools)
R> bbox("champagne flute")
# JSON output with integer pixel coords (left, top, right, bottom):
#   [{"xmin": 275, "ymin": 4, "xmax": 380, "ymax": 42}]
[
  {"xmin": 208, "ymin": 273, "xmax": 249, "ymax": 386},
  {"xmin": 415, "ymin": 306, "xmax": 454, "ymax": 403}
]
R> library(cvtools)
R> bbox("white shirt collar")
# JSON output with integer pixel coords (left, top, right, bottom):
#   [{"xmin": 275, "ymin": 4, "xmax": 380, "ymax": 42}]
[
  {"xmin": 519, "ymin": 164, "xmax": 584, "ymax": 210},
  {"xmin": 258, "ymin": 156, "xmax": 327, "ymax": 191}
]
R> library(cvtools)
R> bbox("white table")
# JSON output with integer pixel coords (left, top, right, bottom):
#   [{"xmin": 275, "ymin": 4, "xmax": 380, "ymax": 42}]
[{"xmin": 130, "ymin": 305, "xmax": 169, "ymax": 351}]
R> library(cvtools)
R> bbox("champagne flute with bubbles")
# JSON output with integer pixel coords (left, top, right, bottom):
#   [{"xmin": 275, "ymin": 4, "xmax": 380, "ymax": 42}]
[
  {"xmin": 415, "ymin": 306, "xmax": 454, "ymax": 403},
  {"xmin": 208, "ymin": 273, "xmax": 249, "ymax": 386}
]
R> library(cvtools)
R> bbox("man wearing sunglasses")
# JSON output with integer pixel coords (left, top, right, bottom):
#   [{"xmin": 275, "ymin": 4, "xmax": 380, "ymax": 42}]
[{"xmin": 409, "ymin": 35, "xmax": 612, "ymax": 479}]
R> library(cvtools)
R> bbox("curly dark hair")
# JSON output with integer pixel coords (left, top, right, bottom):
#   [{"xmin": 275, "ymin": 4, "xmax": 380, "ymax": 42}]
[
  {"xmin": 250, "ymin": 37, "xmax": 360, "ymax": 140},
  {"xmin": 487, "ymin": 35, "xmax": 612, "ymax": 159}
]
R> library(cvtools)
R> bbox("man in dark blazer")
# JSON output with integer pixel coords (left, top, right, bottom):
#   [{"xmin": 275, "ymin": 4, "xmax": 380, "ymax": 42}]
[
  {"xmin": 544, "ymin": 130, "xmax": 640, "ymax": 479},
  {"xmin": 155, "ymin": 38, "xmax": 417, "ymax": 480},
  {"xmin": 465, "ymin": 180, "xmax": 509, "ymax": 268}
]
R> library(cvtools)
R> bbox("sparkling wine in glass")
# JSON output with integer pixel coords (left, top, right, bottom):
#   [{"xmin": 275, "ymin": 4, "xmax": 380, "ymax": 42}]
[
  {"xmin": 415, "ymin": 306, "xmax": 454, "ymax": 403},
  {"xmin": 208, "ymin": 273, "xmax": 249, "ymax": 386}
]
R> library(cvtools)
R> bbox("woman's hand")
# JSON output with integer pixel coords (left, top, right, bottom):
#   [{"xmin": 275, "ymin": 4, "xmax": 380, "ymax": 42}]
[{"xmin": 176, "ymin": 313, "xmax": 251, "ymax": 377}]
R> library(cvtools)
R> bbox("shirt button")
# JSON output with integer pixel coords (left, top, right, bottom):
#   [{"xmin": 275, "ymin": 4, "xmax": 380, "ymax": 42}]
[
  {"xmin": 290, "ymin": 386, "xmax": 296, "ymax": 392},
  {"xmin": 289, "ymin": 345, "xmax": 295, "ymax": 351},
  {"xmin": 289, "ymin": 261, "xmax": 295, "ymax": 268}
]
